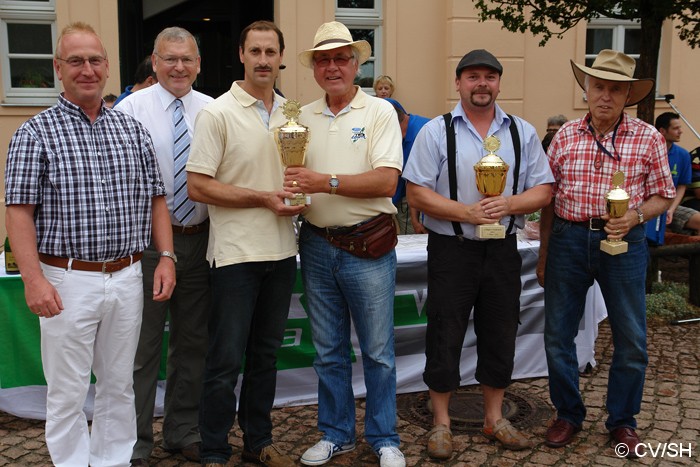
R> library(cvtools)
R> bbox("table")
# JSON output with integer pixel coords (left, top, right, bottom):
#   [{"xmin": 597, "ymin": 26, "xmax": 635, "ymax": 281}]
[{"xmin": 0, "ymin": 237, "xmax": 607, "ymax": 419}]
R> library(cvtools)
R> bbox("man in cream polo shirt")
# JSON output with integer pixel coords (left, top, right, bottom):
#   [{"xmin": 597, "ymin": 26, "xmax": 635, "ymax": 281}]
[
  {"xmin": 186, "ymin": 20, "xmax": 303, "ymax": 467},
  {"xmin": 283, "ymin": 21, "xmax": 405, "ymax": 467}
]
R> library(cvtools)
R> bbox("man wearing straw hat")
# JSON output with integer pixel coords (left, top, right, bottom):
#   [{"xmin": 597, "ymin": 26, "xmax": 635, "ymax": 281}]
[
  {"xmin": 537, "ymin": 49, "xmax": 675, "ymax": 457},
  {"xmin": 284, "ymin": 21, "xmax": 405, "ymax": 467}
]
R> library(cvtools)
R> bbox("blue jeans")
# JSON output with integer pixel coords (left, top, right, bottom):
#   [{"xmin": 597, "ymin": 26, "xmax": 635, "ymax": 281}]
[
  {"xmin": 299, "ymin": 224, "xmax": 401, "ymax": 451},
  {"xmin": 544, "ymin": 218, "xmax": 648, "ymax": 431},
  {"xmin": 199, "ymin": 257, "xmax": 297, "ymax": 463}
]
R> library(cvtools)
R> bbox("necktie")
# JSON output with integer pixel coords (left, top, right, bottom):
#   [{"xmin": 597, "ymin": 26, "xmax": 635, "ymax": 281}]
[{"xmin": 173, "ymin": 98, "xmax": 195, "ymax": 225}]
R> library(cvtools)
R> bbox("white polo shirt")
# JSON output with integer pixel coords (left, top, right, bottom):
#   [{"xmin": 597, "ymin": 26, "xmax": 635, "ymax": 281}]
[
  {"xmin": 300, "ymin": 87, "xmax": 403, "ymax": 227},
  {"xmin": 186, "ymin": 82, "xmax": 297, "ymax": 267}
]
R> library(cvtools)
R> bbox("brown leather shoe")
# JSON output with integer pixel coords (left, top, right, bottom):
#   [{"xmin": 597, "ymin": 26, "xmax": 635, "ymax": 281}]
[
  {"xmin": 545, "ymin": 419, "xmax": 581, "ymax": 448},
  {"xmin": 164, "ymin": 442, "xmax": 200, "ymax": 462},
  {"xmin": 610, "ymin": 427, "xmax": 643, "ymax": 458},
  {"xmin": 242, "ymin": 443, "xmax": 295, "ymax": 467}
]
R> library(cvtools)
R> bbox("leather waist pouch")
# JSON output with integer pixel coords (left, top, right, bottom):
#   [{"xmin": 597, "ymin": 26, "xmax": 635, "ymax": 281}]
[{"xmin": 308, "ymin": 213, "xmax": 398, "ymax": 259}]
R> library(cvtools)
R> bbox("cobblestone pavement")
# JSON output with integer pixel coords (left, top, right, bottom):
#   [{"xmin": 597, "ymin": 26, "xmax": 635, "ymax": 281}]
[{"xmin": 1, "ymin": 319, "xmax": 698, "ymax": 466}]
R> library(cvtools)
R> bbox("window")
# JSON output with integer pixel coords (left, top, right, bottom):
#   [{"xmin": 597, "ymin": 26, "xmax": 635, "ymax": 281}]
[
  {"xmin": 1, "ymin": 0, "xmax": 58, "ymax": 105},
  {"xmin": 585, "ymin": 18, "xmax": 641, "ymax": 67},
  {"xmin": 336, "ymin": 0, "xmax": 382, "ymax": 92}
]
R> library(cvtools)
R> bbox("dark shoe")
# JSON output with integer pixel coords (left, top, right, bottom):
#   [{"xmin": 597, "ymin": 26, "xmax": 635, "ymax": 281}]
[
  {"xmin": 242, "ymin": 443, "xmax": 295, "ymax": 467},
  {"xmin": 164, "ymin": 442, "xmax": 200, "ymax": 462},
  {"xmin": 610, "ymin": 427, "xmax": 643, "ymax": 458},
  {"xmin": 130, "ymin": 460, "xmax": 148, "ymax": 467},
  {"xmin": 545, "ymin": 419, "xmax": 581, "ymax": 448}
]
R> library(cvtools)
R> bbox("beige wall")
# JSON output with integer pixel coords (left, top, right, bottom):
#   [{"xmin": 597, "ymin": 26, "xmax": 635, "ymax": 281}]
[{"xmin": 3, "ymin": 0, "xmax": 700, "ymax": 240}]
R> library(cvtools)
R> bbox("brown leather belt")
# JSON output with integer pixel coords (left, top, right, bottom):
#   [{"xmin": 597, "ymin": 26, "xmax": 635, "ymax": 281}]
[
  {"xmin": 39, "ymin": 252, "xmax": 143, "ymax": 273},
  {"xmin": 172, "ymin": 219, "xmax": 209, "ymax": 235}
]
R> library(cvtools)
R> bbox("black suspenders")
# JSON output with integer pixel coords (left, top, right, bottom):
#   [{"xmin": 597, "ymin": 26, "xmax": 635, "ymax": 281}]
[{"xmin": 442, "ymin": 113, "xmax": 521, "ymax": 237}]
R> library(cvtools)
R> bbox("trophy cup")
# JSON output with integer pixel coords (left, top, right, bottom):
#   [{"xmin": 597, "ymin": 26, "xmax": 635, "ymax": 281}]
[
  {"xmin": 473, "ymin": 135, "xmax": 509, "ymax": 239},
  {"xmin": 600, "ymin": 171, "xmax": 630, "ymax": 255},
  {"xmin": 275, "ymin": 100, "xmax": 311, "ymax": 206}
]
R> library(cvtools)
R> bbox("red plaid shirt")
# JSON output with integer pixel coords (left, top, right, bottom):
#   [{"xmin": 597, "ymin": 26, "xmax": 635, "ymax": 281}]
[{"xmin": 547, "ymin": 112, "xmax": 675, "ymax": 221}]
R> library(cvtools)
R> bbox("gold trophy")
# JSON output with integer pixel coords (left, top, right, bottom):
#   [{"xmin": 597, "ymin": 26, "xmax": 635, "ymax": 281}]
[
  {"xmin": 473, "ymin": 135, "xmax": 509, "ymax": 239},
  {"xmin": 275, "ymin": 100, "xmax": 311, "ymax": 206},
  {"xmin": 600, "ymin": 171, "xmax": 630, "ymax": 255}
]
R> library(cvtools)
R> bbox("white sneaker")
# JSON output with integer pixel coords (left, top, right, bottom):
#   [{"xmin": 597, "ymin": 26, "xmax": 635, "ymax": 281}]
[
  {"xmin": 300, "ymin": 440, "xmax": 356, "ymax": 465},
  {"xmin": 378, "ymin": 446, "xmax": 406, "ymax": 467}
]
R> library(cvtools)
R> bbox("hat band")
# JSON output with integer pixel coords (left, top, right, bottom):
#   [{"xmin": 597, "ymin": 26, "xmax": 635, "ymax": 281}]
[
  {"xmin": 314, "ymin": 38, "xmax": 352, "ymax": 48},
  {"xmin": 592, "ymin": 65, "xmax": 633, "ymax": 79}
]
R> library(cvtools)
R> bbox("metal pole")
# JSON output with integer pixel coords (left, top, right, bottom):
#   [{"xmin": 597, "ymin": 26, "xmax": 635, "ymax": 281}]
[{"xmin": 664, "ymin": 94, "xmax": 700, "ymax": 141}]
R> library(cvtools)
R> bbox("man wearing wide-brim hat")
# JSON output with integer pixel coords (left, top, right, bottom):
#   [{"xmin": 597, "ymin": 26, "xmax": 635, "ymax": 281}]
[
  {"xmin": 283, "ymin": 21, "xmax": 405, "ymax": 467},
  {"xmin": 537, "ymin": 49, "xmax": 675, "ymax": 457}
]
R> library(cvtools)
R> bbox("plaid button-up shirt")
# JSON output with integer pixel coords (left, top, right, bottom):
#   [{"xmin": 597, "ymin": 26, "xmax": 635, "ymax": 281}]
[
  {"xmin": 548, "ymin": 112, "xmax": 675, "ymax": 221},
  {"xmin": 4, "ymin": 94, "xmax": 165, "ymax": 261}
]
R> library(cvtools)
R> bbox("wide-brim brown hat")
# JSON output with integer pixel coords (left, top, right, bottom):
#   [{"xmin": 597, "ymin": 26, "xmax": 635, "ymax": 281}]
[
  {"xmin": 571, "ymin": 49, "xmax": 654, "ymax": 107},
  {"xmin": 298, "ymin": 21, "xmax": 371, "ymax": 68}
]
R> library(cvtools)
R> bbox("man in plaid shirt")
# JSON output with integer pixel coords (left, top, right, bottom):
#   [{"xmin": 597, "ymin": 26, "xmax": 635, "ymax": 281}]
[
  {"xmin": 4, "ymin": 22, "xmax": 175, "ymax": 467},
  {"xmin": 537, "ymin": 50, "xmax": 675, "ymax": 457}
]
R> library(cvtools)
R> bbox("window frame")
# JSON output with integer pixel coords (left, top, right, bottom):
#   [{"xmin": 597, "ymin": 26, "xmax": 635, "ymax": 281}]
[
  {"xmin": 336, "ymin": 0, "xmax": 383, "ymax": 94},
  {"xmin": 0, "ymin": 0, "xmax": 58, "ymax": 106},
  {"xmin": 585, "ymin": 16, "xmax": 662, "ymax": 98}
]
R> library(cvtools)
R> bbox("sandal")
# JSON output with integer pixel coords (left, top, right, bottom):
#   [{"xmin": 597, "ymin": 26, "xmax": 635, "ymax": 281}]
[
  {"xmin": 427, "ymin": 424, "xmax": 453, "ymax": 459},
  {"xmin": 482, "ymin": 418, "xmax": 532, "ymax": 450}
]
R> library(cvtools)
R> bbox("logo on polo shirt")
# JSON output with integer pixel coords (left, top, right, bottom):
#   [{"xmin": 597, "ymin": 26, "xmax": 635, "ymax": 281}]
[{"xmin": 351, "ymin": 127, "xmax": 366, "ymax": 143}]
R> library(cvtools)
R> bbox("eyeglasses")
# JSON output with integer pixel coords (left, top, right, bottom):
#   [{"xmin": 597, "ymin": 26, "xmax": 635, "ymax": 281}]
[
  {"xmin": 155, "ymin": 54, "xmax": 198, "ymax": 66},
  {"xmin": 56, "ymin": 56, "xmax": 106, "ymax": 68},
  {"xmin": 314, "ymin": 55, "xmax": 354, "ymax": 67}
]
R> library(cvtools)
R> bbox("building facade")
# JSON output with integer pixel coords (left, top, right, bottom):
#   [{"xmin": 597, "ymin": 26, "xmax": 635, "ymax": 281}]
[{"xmin": 2, "ymin": 0, "xmax": 699, "ymax": 237}]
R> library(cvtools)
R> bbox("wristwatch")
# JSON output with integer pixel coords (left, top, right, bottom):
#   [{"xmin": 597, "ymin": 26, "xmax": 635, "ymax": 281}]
[
  {"xmin": 160, "ymin": 250, "xmax": 178, "ymax": 263},
  {"xmin": 635, "ymin": 207, "xmax": 644, "ymax": 225},
  {"xmin": 329, "ymin": 174, "xmax": 339, "ymax": 195}
]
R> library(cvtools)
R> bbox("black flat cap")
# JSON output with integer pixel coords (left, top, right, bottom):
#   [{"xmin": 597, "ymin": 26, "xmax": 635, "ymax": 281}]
[{"xmin": 456, "ymin": 49, "xmax": 503, "ymax": 76}]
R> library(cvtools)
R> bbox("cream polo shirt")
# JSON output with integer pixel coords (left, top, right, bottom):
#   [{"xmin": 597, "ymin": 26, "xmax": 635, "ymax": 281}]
[
  {"xmin": 300, "ymin": 86, "xmax": 403, "ymax": 227},
  {"xmin": 186, "ymin": 81, "xmax": 297, "ymax": 267}
]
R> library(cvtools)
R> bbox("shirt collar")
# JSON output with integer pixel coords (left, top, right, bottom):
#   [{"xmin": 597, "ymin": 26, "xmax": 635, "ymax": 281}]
[
  {"xmin": 57, "ymin": 93, "xmax": 105, "ymax": 123},
  {"xmin": 154, "ymin": 83, "xmax": 194, "ymax": 112},
  {"xmin": 450, "ymin": 101, "xmax": 510, "ymax": 132},
  {"xmin": 229, "ymin": 81, "xmax": 284, "ymax": 110},
  {"xmin": 312, "ymin": 85, "xmax": 367, "ymax": 115}
]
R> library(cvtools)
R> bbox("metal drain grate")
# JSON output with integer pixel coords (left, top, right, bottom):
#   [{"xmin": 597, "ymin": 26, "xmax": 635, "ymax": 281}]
[{"xmin": 396, "ymin": 386, "xmax": 552, "ymax": 433}]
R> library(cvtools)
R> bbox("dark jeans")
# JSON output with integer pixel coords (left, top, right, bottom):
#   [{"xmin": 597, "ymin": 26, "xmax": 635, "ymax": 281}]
[{"xmin": 199, "ymin": 257, "xmax": 297, "ymax": 463}]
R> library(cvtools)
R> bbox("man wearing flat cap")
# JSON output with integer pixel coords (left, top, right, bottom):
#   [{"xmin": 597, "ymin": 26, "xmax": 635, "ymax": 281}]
[
  {"xmin": 283, "ymin": 21, "xmax": 405, "ymax": 467},
  {"xmin": 404, "ymin": 48, "xmax": 553, "ymax": 459},
  {"xmin": 537, "ymin": 49, "xmax": 675, "ymax": 456}
]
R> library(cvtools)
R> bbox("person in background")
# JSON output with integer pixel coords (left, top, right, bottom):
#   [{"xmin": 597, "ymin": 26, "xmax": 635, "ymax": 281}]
[
  {"xmin": 654, "ymin": 112, "xmax": 700, "ymax": 235},
  {"xmin": 404, "ymin": 48, "xmax": 552, "ymax": 460},
  {"xmin": 538, "ymin": 49, "xmax": 675, "ymax": 457},
  {"xmin": 117, "ymin": 26, "xmax": 213, "ymax": 465},
  {"xmin": 187, "ymin": 20, "xmax": 303, "ymax": 467},
  {"xmin": 103, "ymin": 93, "xmax": 117, "ymax": 108},
  {"xmin": 546, "ymin": 114, "xmax": 568, "ymax": 135},
  {"xmin": 373, "ymin": 75, "xmax": 395, "ymax": 98},
  {"xmin": 113, "ymin": 55, "xmax": 158, "ymax": 107},
  {"xmin": 286, "ymin": 21, "xmax": 405, "ymax": 467},
  {"xmin": 4, "ymin": 21, "xmax": 175, "ymax": 466},
  {"xmin": 385, "ymin": 97, "xmax": 430, "ymax": 234}
]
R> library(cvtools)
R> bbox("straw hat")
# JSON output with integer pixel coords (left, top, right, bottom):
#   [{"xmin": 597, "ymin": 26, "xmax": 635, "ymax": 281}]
[
  {"xmin": 571, "ymin": 49, "xmax": 654, "ymax": 107},
  {"xmin": 298, "ymin": 21, "xmax": 371, "ymax": 68}
]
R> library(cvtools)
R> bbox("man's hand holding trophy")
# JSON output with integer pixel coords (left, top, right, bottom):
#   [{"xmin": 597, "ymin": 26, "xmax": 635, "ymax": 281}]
[
  {"xmin": 600, "ymin": 171, "xmax": 630, "ymax": 255},
  {"xmin": 275, "ymin": 100, "xmax": 311, "ymax": 206},
  {"xmin": 473, "ymin": 135, "xmax": 509, "ymax": 239}
]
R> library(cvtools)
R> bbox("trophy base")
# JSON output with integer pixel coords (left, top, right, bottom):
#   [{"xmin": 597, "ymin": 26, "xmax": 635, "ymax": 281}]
[
  {"xmin": 285, "ymin": 194, "xmax": 311, "ymax": 206},
  {"xmin": 600, "ymin": 239, "xmax": 628, "ymax": 255},
  {"xmin": 476, "ymin": 224, "xmax": 506, "ymax": 239}
]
